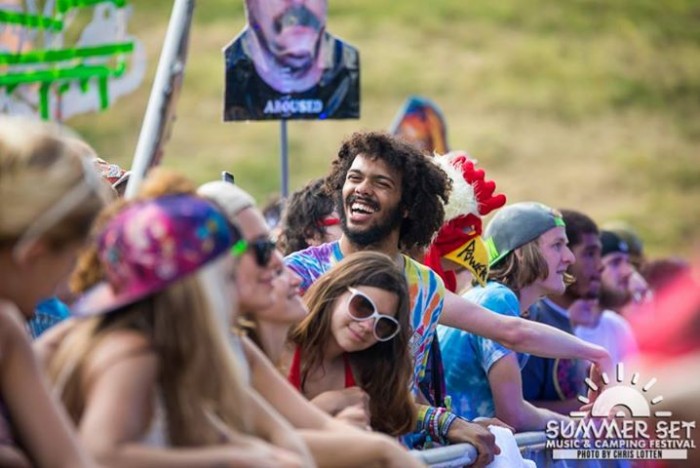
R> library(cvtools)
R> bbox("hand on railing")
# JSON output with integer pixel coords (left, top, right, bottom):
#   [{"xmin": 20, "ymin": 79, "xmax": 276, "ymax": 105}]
[{"xmin": 445, "ymin": 418, "xmax": 499, "ymax": 467}]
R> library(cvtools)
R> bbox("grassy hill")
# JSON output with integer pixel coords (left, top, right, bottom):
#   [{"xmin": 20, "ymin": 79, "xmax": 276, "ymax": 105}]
[{"xmin": 68, "ymin": 0, "xmax": 700, "ymax": 258}]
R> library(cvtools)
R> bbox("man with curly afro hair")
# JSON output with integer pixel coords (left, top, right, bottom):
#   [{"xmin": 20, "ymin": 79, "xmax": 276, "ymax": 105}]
[{"xmin": 285, "ymin": 131, "xmax": 611, "ymax": 461}]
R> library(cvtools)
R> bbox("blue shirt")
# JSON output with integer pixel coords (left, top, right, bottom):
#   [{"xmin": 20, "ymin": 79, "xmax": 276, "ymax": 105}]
[
  {"xmin": 28, "ymin": 297, "xmax": 70, "ymax": 339},
  {"xmin": 438, "ymin": 282, "xmax": 527, "ymax": 420}
]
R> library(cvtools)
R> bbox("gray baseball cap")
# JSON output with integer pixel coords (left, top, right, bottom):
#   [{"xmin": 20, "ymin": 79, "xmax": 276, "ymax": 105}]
[{"xmin": 484, "ymin": 202, "xmax": 566, "ymax": 266}]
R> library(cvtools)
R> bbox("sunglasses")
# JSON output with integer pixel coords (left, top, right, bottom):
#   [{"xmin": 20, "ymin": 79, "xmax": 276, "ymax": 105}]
[
  {"xmin": 346, "ymin": 287, "xmax": 400, "ymax": 342},
  {"xmin": 231, "ymin": 237, "xmax": 277, "ymax": 267}
]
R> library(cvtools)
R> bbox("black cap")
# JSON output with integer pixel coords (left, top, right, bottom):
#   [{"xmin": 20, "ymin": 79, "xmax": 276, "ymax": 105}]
[{"xmin": 600, "ymin": 230, "xmax": 629, "ymax": 257}]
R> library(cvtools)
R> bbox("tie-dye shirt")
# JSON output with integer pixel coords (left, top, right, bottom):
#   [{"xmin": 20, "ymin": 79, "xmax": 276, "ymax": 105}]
[
  {"xmin": 284, "ymin": 241, "xmax": 445, "ymax": 387},
  {"xmin": 438, "ymin": 282, "xmax": 528, "ymax": 420}
]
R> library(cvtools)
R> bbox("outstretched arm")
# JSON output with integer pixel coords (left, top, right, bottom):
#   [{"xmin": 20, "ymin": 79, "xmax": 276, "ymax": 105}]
[{"xmin": 440, "ymin": 290, "xmax": 613, "ymax": 375}]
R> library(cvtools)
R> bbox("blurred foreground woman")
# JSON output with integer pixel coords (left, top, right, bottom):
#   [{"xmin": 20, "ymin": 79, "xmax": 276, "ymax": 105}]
[
  {"xmin": 0, "ymin": 116, "xmax": 104, "ymax": 467},
  {"xmin": 48, "ymin": 193, "xmax": 313, "ymax": 467}
]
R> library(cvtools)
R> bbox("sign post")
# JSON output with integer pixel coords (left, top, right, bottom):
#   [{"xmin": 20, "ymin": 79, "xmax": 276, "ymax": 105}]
[
  {"xmin": 125, "ymin": 0, "xmax": 194, "ymax": 199},
  {"xmin": 223, "ymin": 0, "xmax": 360, "ymax": 196}
]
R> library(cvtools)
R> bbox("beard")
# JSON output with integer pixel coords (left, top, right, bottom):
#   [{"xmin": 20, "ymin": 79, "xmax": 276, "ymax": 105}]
[
  {"xmin": 338, "ymin": 194, "xmax": 403, "ymax": 247},
  {"xmin": 567, "ymin": 281, "xmax": 600, "ymax": 301},
  {"xmin": 598, "ymin": 282, "xmax": 630, "ymax": 310}
]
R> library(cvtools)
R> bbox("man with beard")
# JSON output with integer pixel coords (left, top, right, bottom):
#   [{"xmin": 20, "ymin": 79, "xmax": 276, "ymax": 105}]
[
  {"xmin": 521, "ymin": 209, "xmax": 604, "ymax": 414},
  {"xmin": 285, "ymin": 132, "xmax": 612, "ymax": 462},
  {"xmin": 574, "ymin": 231, "xmax": 638, "ymax": 364},
  {"xmin": 224, "ymin": 0, "xmax": 359, "ymax": 120}
]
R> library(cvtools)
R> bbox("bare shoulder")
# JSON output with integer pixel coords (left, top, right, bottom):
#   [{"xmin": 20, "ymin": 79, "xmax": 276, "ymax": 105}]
[
  {"xmin": 83, "ymin": 329, "xmax": 156, "ymax": 379},
  {"xmin": 0, "ymin": 300, "xmax": 32, "ymax": 361},
  {"xmin": 0, "ymin": 300, "xmax": 27, "ymax": 335}
]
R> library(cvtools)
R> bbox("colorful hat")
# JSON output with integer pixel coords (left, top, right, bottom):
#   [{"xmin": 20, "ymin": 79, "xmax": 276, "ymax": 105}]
[
  {"xmin": 72, "ymin": 194, "xmax": 239, "ymax": 316},
  {"xmin": 424, "ymin": 151, "xmax": 506, "ymax": 290},
  {"xmin": 484, "ymin": 202, "xmax": 565, "ymax": 266}
]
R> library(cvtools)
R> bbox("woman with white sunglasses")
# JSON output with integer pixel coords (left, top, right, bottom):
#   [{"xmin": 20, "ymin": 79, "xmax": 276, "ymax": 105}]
[{"xmin": 287, "ymin": 251, "xmax": 416, "ymax": 436}]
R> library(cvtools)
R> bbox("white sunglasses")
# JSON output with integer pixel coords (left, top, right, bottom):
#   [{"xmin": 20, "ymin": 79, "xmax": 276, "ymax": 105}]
[{"xmin": 346, "ymin": 287, "xmax": 400, "ymax": 342}]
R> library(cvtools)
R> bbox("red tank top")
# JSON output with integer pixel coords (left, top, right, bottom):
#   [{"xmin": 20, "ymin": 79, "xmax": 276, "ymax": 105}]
[{"xmin": 288, "ymin": 346, "xmax": 356, "ymax": 390}]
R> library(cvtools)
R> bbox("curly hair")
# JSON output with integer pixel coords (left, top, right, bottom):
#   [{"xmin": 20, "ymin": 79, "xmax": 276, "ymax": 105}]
[
  {"xmin": 279, "ymin": 178, "xmax": 336, "ymax": 255},
  {"xmin": 325, "ymin": 131, "xmax": 450, "ymax": 250}
]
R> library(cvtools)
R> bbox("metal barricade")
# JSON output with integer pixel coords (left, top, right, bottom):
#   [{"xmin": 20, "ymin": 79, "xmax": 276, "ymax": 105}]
[{"xmin": 410, "ymin": 431, "xmax": 548, "ymax": 467}]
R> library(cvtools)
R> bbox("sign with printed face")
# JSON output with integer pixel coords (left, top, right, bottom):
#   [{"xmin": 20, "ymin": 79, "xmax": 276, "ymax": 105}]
[{"xmin": 223, "ymin": 0, "xmax": 359, "ymax": 121}]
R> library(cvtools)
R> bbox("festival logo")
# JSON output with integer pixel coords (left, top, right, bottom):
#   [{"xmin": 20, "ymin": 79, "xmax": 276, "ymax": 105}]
[{"xmin": 545, "ymin": 363, "xmax": 696, "ymax": 461}]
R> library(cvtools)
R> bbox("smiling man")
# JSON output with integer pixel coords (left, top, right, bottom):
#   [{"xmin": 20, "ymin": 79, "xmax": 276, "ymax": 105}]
[
  {"xmin": 284, "ymin": 132, "xmax": 612, "ymax": 462},
  {"xmin": 438, "ymin": 202, "xmax": 576, "ymax": 431},
  {"xmin": 521, "ymin": 209, "xmax": 603, "ymax": 415}
]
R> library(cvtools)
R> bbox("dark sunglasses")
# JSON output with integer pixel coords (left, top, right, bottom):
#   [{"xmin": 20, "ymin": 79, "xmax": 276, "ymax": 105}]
[
  {"xmin": 346, "ymin": 287, "xmax": 400, "ymax": 342},
  {"xmin": 231, "ymin": 237, "xmax": 277, "ymax": 267}
]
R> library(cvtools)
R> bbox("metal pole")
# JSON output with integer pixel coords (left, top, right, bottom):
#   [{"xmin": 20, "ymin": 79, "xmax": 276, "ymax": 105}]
[
  {"xmin": 280, "ymin": 119, "xmax": 289, "ymax": 197},
  {"xmin": 125, "ymin": 0, "xmax": 194, "ymax": 199}
]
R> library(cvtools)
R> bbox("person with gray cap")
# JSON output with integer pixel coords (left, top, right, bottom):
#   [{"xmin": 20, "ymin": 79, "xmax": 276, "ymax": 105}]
[{"xmin": 437, "ymin": 202, "xmax": 577, "ymax": 432}]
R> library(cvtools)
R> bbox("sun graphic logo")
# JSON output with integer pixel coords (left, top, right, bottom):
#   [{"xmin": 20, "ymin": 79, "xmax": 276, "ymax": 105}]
[
  {"xmin": 544, "ymin": 362, "xmax": 696, "ymax": 462},
  {"xmin": 570, "ymin": 362, "xmax": 668, "ymax": 420}
]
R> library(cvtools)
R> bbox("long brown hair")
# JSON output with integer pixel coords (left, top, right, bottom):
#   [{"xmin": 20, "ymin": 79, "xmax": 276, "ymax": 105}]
[
  {"xmin": 50, "ymin": 265, "xmax": 251, "ymax": 446},
  {"xmin": 289, "ymin": 251, "xmax": 416, "ymax": 436}
]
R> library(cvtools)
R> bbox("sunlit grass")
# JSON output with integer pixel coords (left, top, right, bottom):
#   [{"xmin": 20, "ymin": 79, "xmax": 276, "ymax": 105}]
[{"xmin": 65, "ymin": 0, "xmax": 700, "ymax": 257}]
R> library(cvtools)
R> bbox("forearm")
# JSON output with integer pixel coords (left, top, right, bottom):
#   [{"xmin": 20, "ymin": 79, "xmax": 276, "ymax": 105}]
[
  {"xmin": 0, "ymin": 446, "xmax": 31, "ymax": 468},
  {"xmin": 508, "ymin": 317, "xmax": 610, "ymax": 364},
  {"xmin": 414, "ymin": 404, "xmax": 457, "ymax": 445},
  {"xmin": 497, "ymin": 401, "xmax": 569, "ymax": 432},
  {"xmin": 4, "ymin": 325, "xmax": 94, "ymax": 468},
  {"xmin": 300, "ymin": 430, "xmax": 401, "ymax": 468},
  {"xmin": 245, "ymin": 336, "xmax": 337, "ymax": 431},
  {"xmin": 246, "ymin": 388, "xmax": 313, "ymax": 461},
  {"xmin": 89, "ymin": 443, "xmax": 279, "ymax": 468},
  {"xmin": 529, "ymin": 398, "xmax": 582, "ymax": 415},
  {"xmin": 440, "ymin": 292, "xmax": 610, "ymax": 367}
]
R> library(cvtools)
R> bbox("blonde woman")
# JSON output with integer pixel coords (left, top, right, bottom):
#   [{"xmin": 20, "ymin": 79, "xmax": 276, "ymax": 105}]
[
  {"xmin": 0, "ymin": 116, "xmax": 102, "ymax": 467},
  {"xmin": 48, "ymin": 193, "xmax": 313, "ymax": 467},
  {"xmin": 199, "ymin": 180, "xmax": 426, "ymax": 468}
]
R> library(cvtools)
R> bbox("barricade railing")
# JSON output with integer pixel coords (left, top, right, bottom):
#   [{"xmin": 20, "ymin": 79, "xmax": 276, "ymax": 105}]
[{"xmin": 410, "ymin": 431, "xmax": 547, "ymax": 467}]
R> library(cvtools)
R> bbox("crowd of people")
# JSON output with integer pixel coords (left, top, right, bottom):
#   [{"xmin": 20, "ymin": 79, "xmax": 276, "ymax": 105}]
[{"xmin": 0, "ymin": 114, "xmax": 697, "ymax": 467}]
